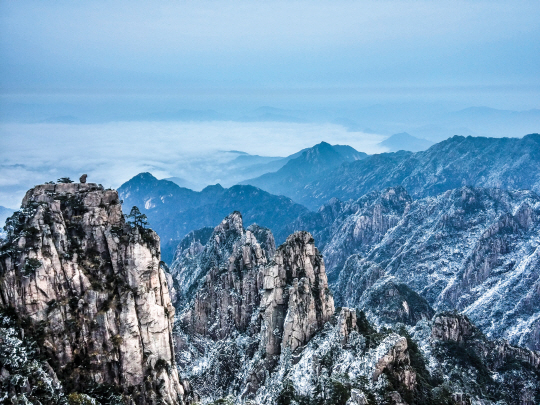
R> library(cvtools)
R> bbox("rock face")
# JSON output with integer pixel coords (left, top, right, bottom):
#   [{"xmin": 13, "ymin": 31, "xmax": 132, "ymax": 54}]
[
  {"xmin": 172, "ymin": 214, "xmax": 336, "ymax": 402},
  {"xmin": 181, "ymin": 218, "xmax": 271, "ymax": 339},
  {"xmin": 261, "ymin": 231, "xmax": 334, "ymax": 356},
  {"xmin": 171, "ymin": 213, "xmax": 277, "ymax": 400},
  {"xmin": 168, "ymin": 213, "xmax": 274, "ymax": 307},
  {"xmin": 0, "ymin": 183, "xmax": 184, "ymax": 404},
  {"xmin": 431, "ymin": 313, "xmax": 479, "ymax": 343},
  {"xmin": 421, "ymin": 312, "xmax": 540, "ymax": 404},
  {"xmin": 326, "ymin": 186, "xmax": 540, "ymax": 351},
  {"xmin": 282, "ymin": 187, "xmax": 411, "ymax": 278}
]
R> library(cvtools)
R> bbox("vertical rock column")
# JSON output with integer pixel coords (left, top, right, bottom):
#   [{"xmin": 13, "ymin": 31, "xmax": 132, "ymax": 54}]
[
  {"xmin": 0, "ymin": 183, "xmax": 185, "ymax": 404},
  {"xmin": 260, "ymin": 231, "xmax": 334, "ymax": 356}
]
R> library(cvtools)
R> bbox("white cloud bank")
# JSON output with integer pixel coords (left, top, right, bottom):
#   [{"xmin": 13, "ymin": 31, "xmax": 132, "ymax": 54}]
[{"xmin": 0, "ymin": 120, "xmax": 387, "ymax": 208}]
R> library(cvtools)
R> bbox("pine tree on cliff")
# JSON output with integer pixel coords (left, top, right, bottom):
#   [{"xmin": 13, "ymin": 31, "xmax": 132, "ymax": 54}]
[{"xmin": 127, "ymin": 206, "xmax": 148, "ymax": 229}]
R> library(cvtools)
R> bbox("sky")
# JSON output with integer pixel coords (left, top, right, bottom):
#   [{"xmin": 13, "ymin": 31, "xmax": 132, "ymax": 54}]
[
  {"xmin": 0, "ymin": 0, "xmax": 539, "ymax": 208},
  {"xmin": 2, "ymin": 0, "xmax": 540, "ymax": 95}
]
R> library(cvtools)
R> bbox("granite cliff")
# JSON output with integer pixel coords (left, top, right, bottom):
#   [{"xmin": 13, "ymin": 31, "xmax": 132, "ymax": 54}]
[{"xmin": 0, "ymin": 183, "xmax": 186, "ymax": 404}]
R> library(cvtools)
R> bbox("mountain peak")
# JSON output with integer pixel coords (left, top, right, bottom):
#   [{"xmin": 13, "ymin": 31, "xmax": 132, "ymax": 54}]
[
  {"xmin": 379, "ymin": 132, "xmax": 434, "ymax": 152},
  {"xmin": 134, "ymin": 171, "xmax": 158, "ymax": 182},
  {"xmin": 201, "ymin": 183, "xmax": 225, "ymax": 192}
]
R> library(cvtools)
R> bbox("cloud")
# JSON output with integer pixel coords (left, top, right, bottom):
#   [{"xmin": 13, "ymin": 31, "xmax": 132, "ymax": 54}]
[{"xmin": 0, "ymin": 120, "xmax": 386, "ymax": 208}]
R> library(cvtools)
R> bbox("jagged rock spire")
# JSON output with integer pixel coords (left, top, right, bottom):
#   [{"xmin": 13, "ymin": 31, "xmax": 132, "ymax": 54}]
[{"xmin": 261, "ymin": 231, "xmax": 334, "ymax": 355}]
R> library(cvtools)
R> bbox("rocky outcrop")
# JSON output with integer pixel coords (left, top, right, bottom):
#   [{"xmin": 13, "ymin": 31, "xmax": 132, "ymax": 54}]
[
  {"xmin": 431, "ymin": 313, "xmax": 540, "ymax": 369},
  {"xmin": 333, "ymin": 187, "xmax": 540, "ymax": 350},
  {"xmin": 170, "ymin": 214, "xmax": 277, "ymax": 400},
  {"xmin": 427, "ymin": 312, "xmax": 540, "ymax": 404},
  {"xmin": 431, "ymin": 313, "xmax": 478, "ymax": 343},
  {"xmin": 173, "ymin": 217, "xmax": 335, "ymax": 402},
  {"xmin": 180, "ymin": 218, "xmax": 271, "ymax": 339},
  {"xmin": 255, "ymin": 307, "xmax": 418, "ymax": 405},
  {"xmin": 371, "ymin": 335, "xmax": 411, "ymax": 383},
  {"xmin": 261, "ymin": 231, "xmax": 334, "ymax": 356},
  {"xmin": 0, "ymin": 183, "xmax": 185, "ymax": 404}
]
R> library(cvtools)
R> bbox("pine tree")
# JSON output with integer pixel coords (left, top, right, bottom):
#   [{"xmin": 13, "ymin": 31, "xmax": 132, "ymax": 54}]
[{"xmin": 126, "ymin": 206, "xmax": 148, "ymax": 229}]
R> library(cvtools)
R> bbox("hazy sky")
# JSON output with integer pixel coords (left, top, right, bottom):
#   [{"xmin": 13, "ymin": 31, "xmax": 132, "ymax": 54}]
[
  {"xmin": 0, "ymin": 1, "xmax": 539, "ymax": 209},
  {"xmin": 1, "ymin": 0, "xmax": 539, "ymax": 98}
]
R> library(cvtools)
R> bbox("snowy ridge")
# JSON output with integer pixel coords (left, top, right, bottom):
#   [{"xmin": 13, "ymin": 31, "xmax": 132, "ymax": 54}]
[{"xmin": 333, "ymin": 186, "xmax": 540, "ymax": 350}]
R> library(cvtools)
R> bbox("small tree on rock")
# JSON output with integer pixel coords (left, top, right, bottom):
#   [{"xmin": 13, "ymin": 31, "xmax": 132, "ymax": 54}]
[
  {"xmin": 126, "ymin": 206, "xmax": 148, "ymax": 229},
  {"xmin": 57, "ymin": 177, "xmax": 74, "ymax": 183}
]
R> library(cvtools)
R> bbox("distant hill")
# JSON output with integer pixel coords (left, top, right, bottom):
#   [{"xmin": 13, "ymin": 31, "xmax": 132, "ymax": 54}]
[
  {"xmin": 378, "ymin": 132, "xmax": 434, "ymax": 152},
  {"xmin": 241, "ymin": 142, "xmax": 368, "ymax": 206},
  {"xmin": 162, "ymin": 150, "xmax": 297, "ymax": 190},
  {"xmin": 118, "ymin": 173, "xmax": 309, "ymax": 263}
]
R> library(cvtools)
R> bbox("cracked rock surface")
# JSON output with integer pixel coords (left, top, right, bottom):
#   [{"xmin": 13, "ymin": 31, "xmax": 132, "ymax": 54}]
[{"xmin": 0, "ymin": 183, "xmax": 185, "ymax": 404}]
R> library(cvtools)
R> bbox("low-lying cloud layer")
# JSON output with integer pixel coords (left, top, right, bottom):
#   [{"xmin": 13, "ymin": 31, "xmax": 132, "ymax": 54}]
[{"xmin": 0, "ymin": 120, "xmax": 386, "ymax": 208}]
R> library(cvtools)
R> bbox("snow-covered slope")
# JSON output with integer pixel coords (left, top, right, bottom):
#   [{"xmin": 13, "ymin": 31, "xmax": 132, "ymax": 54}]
[{"xmin": 314, "ymin": 186, "xmax": 540, "ymax": 351}]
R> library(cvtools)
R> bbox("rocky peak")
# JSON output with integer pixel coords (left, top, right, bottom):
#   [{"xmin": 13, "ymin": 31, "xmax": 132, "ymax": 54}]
[
  {"xmin": 179, "ymin": 216, "xmax": 273, "ymax": 339},
  {"xmin": 431, "ymin": 313, "xmax": 478, "ymax": 343},
  {"xmin": 247, "ymin": 223, "xmax": 276, "ymax": 260},
  {"xmin": 261, "ymin": 231, "xmax": 334, "ymax": 355},
  {"xmin": 0, "ymin": 183, "xmax": 185, "ymax": 404},
  {"xmin": 212, "ymin": 210, "xmax": 244, "ymax": 243},
  {"xmin": 170, "ymin": 211, "xmax": 247, "ymax": 300}
]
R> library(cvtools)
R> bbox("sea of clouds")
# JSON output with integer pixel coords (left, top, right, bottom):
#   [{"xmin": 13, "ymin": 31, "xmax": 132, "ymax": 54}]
[{"xmin": 0, "ymin": 120, "xmax": 387, "ymax": 208}]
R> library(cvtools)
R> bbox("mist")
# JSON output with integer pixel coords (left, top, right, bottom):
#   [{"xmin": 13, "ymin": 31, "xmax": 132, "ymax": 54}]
[{"xmin": 0, "ymin": 120, "xmax": 387, "ymax": 208}]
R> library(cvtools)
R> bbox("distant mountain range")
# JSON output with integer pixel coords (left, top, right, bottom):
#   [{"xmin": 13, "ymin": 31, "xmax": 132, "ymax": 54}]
[
  {"xmin": 118, "ymin": 134, "xmax": 540, "ymax": 261},
  {"xmin": 240, "ymin": 142, "xmax": 367, "ymax": 205},
  {"xmin": 243, "ymin": 133, "xmax": 540, "ymax": 209},
  {"xmin": 21, "ymin": 102, "xmax": 539, "ymax": 141}
]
